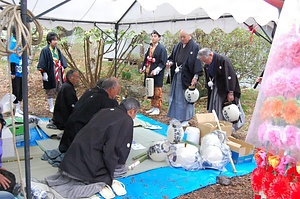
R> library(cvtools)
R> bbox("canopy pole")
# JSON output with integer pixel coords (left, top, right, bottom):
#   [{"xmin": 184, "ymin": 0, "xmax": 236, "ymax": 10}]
[
  {"xmin": 21, "ymin": 0, "xmax": 31, "ymax": 198},
  {"xmin": 31, "ymin": 0, "xmax": 71, "ymax": 21},
  {"xmin": 112, "ymin": 0, "xmax": 137, "ymax": 78},
  {"xmin": 244, "ymin": 22, "xmax": 273, "ymax": 44},
  {"xmin": 114, "ymin": 23, "xmax": 118, "ymax": 77},
  {"xmin": 94, "ymin": 23, "xmax": 115, "ymax": 41}
]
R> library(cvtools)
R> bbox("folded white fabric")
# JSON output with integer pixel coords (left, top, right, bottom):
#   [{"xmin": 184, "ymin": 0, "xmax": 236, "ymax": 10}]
[{"xmin": 143, "ymin": 122, "xmax": 162, "ymax": 130}]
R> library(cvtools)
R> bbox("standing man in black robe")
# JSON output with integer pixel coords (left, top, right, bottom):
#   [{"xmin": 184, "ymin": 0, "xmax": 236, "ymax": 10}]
[
  {"xmin": 197, "ymin": 48, "xmax": 245, "ymax": 131},
  {"xmin": 139, "ymin": 30, "xmax": 167, "ymax": 115},
  {"xmin": 167, "ymin": 30, "xmax": 203, "ymax": 127},
  {"xmin": 46, "ymin": 70, "xmax": 79, "ymax": 130},
  {"xmin": 46, "ymin": 98, "xmax": 140, "ymax": 198},
  {"xmin": 37, "ymin": 32, "xmax": 68, "ymax": 113},
  {"xmin": 59, "ymin": 77, "xmax": 121, "ymax": 153}
]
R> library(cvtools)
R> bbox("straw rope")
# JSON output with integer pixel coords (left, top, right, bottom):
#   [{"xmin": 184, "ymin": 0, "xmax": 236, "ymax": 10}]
[
  {"xmin": 0, "ymin": 1, "xmax": 43, "ymax": 56},
  {"xmin": 0, "ymin": 1, "xmax": 43, "ymax": 198}
]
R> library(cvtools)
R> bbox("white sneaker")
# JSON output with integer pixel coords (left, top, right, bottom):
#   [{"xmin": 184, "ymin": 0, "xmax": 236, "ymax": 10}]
[
  {"xmin": 16, "ymin": 109, "xmax": 23, "ymax": 115},
  {"xmin": 15, "ymin": 102, "xmax": 23, "ymax": 115},
  {"xmin": 50, "ymin": 107, "xmax": 54, "ymax": 113},
  {"xmin": 145, "ymin": 107, "xmax": 155, "ymax": 113},
  {"xmin": 149, "ymin": 108, "xmax": 160, "ymax": 115},
  {"xmin": 181, "ymin": 121, "xmax": 189, "ymax": 127}
]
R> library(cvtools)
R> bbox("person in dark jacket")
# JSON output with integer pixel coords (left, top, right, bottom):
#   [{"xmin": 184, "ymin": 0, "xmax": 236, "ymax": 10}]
[
  {"xmin": 166, "ymin": 30, "xmax": 203, "ymax": 126},
  {"xmin": 197, "ymin": 48, "xmax": 245, "ymax": 131},
  {"xmin": 37, "ymin": 32, "xmax": 68, "ymax": 113},
  {"xmin": 46, "ymin": 70, "xmax": 79, "ymax": 130},
  {"xmin": 58, "ymin": 77, "xmax": 120, "ymax": 153},
  {"xmin": 46, "ymin": 98, "xmax": 140, "ymax": 198},
  {"xmin": 76, "ymin": 78, "xmax": 106, "ymax": 104},
  {"xmin": 139, "ymin": 30, "xmax": 167, "ymax": 115}
]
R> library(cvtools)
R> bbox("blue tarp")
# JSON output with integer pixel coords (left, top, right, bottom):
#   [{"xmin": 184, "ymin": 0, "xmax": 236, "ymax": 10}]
[
  {"xmin": 16, "ymin": 118, "xmax": 49, "ymax": 147},
  {"xmin": 115, "ymin": 114, "xmax": 256, "ymax": 199},
  {"xmin": 22, "ymin": 114, "xmax": 255, "ymax": 198}
]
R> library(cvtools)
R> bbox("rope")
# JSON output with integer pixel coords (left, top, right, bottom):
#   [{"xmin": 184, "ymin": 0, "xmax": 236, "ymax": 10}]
[
  {"xmin": 0, "ymin": 1, "xmax": 43, "ymax": 56},
  {"xmin": 6, "ymin": 56, "xmax": 27, "ymax": 199},
  {"xmin": 0, "ymin": 2, "xmax": 43, "ymax": 198}
]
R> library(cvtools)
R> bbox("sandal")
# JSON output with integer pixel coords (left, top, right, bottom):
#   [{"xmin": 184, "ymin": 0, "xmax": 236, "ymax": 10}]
[
  {"xmin": 100, "ymin": 185, "xmax": 115, "ymax": 199},
  {"xmin": 112, "ymin": 180, "xmax": 127, "ymax": 196}
]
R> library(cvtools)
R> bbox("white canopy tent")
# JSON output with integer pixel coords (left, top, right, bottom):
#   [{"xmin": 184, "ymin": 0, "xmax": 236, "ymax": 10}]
[
  {"xmin": 1, "ymin": 0, "xmax": 280, "ymax": 198},
  {"xmin": 25, "ymin": 0, "xmax": 280, "ymax": 73},
  {"xmin": 19, "ymin": 0, "xmax": 279, "ymax": 34}
]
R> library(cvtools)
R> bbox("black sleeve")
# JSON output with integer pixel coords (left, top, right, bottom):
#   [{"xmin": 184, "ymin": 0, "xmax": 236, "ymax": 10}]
[
  {"xmin": 64, "ymin": 87, "xmax": 78, "ymax": 114},
  {"xmin": 158, "ymin": 45, "xmax": 167, "ymax": 70}
]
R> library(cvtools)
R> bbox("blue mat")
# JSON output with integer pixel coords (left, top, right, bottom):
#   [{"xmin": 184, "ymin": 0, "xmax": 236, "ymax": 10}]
[
  {"xmin": 20, "ymin": 114, "xmax": 255, "ymax": 198},
  {"xmin": 115, "ymin": 114, "xmax": 256, "ymax": 199},
  {"xmin": 16, "ymin": 118, "xmax": 50, "ymax": 147}
]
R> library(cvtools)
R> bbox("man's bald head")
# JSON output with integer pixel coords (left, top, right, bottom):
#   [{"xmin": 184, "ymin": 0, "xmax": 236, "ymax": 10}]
[{"xmin": 179, "ymin": 30, "xmax": 191, "ymax": 45}]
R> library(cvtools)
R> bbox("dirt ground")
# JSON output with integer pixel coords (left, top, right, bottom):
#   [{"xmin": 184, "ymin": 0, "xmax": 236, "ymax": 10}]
[{"xmin": 0, "ymin": 67, "xmax": 255, "ymax": 199}]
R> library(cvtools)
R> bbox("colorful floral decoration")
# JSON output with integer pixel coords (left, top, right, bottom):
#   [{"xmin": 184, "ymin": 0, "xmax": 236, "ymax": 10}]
[
  {"xmin": 248, "ymin": 1, "xmax": 300, "ymax": 196},
  {"xmin": 290, "ymin": 181, "xmax": 300, "ymax": 198},
  {"xmin": 251, "ymin": 149, "xmax": 299, "ymax": 198},
  {"xmin": 251, "ymin": 167, "xmax": 265, "ymax": 192}
]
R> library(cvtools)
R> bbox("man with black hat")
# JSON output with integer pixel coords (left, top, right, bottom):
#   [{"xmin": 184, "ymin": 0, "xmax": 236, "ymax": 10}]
[{"xmin": 139, "ymin": 30, "xmax": 167, "ymax": 115}]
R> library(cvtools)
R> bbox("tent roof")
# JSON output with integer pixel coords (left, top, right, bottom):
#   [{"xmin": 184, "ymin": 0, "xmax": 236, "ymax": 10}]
[{"xmin": 7, "ymin": 0, "xmax": 279, "ymax": 34}]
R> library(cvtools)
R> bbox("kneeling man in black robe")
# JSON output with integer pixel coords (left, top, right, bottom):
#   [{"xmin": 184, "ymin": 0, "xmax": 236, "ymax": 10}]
[{"xmin": 45, "ymin": 98, "xmax": 140, "ymax": 198}]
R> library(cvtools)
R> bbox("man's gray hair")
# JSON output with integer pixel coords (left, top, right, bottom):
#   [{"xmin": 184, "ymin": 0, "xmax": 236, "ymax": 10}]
[
  {"xmin": 96, "ymin": 78, "xmax": 106, "ymax": 89},
  {"xmin": 66, "ymin": 69, "xmax": 79, "ymax": 80},
  {"xmin": 102, "ymin": 77, "xmax": 119, "ymax": 90},
  {"xmin": 197, "ymin": 48, "xmax": 212, "ymax": 58},
  {"xmin": 121, "ymin": 98, "xmax": 140, "ymax": 111}
]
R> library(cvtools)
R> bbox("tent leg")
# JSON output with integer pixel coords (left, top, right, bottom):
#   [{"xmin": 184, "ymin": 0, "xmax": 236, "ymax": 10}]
[
  {"xmin": 114, "ymin": 23, "xmax": 119, "ymax": 77},
  {"xmin": 21, "ymin": 0, "xmax": 32, "ymax": 198}
]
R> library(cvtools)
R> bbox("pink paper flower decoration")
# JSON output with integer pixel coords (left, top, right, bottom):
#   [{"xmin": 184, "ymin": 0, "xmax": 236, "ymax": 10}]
[
  {"xmin": 258, "ymin": 121, "xmax": 269, "ymax": 144},
  {"xmin": 267, "ymin": 126, "xmax": 283, "ymax": 149},
  {"xmin": 289, "ymin": 39, "xmax": 300, "ymax": 68},
  {"xmin": 263, "ymin": 69, "xmax": 288, "ymax": 97},
  {"xmin": 273, "ymin": 69, "xmax": 289, "ymax": 96},
  {"xmin": 266, "ymin": 40, "xmax": 288, "ymax": 73},
  {"xmin": 286, "ymin": 67, "xmax": 300, "ymax": 98},
  {"xmin": 296, "ymin": 131, "xmax": 300, "ymax": 151},
  {"xmin": 275, "ymin": 155, "xmax": 296, "ymax": 175},
  {"xmin": 281, "ymin": 125, "xmax": 298, "ymax": 150}
]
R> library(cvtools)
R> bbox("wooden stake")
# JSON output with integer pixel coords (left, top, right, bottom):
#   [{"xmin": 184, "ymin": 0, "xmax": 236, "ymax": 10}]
[{"xmin": 212, "ymin": 110, "xmax": 237, "ymax": 173}]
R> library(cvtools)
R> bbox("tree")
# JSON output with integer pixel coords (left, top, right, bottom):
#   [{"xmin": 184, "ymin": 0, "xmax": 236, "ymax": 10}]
[
  {"xmin": 192, "ymin": 28, "xmax": 271, "ymax": 86},
  {"xmin": 58, "ymin": 27, "xmax": 147, "ymax": 88}
]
